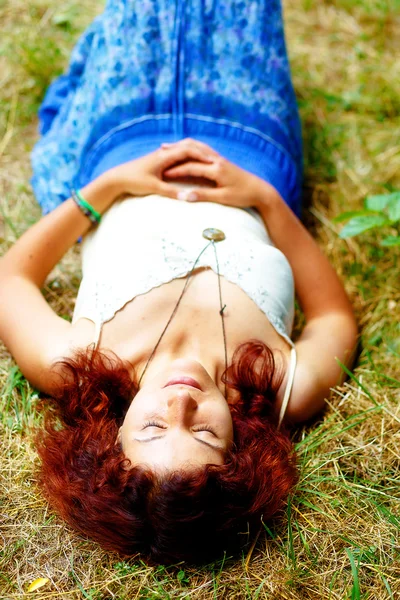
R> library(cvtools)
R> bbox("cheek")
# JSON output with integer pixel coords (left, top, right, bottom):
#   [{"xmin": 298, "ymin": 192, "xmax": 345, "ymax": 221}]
[
  {"xmin": 119, "ymin": 405, "xmax": 144, "ymax": 453},
  {"xmin": 123, "ymin": 392, "xmax": 158, "ymax": 425},
  {"xmin": 215, "ymin": 406, "xmax": 234, "ymax": 439},
  {"xmin": 121, "ymin": 401, "xmax": 144, "ymax": 436}
]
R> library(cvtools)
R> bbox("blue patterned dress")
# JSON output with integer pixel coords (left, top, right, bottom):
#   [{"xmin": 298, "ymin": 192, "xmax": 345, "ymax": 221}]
[{"xmin": 31, "ymin": 0, "xmax": 303, "ymax": 215}]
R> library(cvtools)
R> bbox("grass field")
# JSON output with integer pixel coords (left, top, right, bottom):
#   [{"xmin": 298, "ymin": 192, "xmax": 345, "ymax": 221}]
[{"xmin": 0, "ymin": 0, "xmax": 399, "ymax": 598}]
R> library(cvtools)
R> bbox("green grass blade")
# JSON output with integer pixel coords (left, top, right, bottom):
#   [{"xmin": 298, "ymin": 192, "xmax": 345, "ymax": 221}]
[
  {"xmin": 287, "ymin": 496, "xmax": 296, "ymax": 567},
  {"xmin": 345, "ymin": 548, "xmax": 361, "ymax": 600},
  {"xmin": 381, "ymin": 574, "xmax": 395, "ymax": 600}
]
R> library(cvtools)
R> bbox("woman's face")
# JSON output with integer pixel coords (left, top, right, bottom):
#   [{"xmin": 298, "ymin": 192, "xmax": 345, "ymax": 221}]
[{"xmin": 119, "ymin": 359, "xmax": 234, "ymax": 472}]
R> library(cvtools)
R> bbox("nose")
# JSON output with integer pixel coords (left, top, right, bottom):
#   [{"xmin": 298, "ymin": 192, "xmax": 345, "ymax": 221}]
[{"xmin": 167, "ymin": 389, "xmax": 198, "ymax": 422}]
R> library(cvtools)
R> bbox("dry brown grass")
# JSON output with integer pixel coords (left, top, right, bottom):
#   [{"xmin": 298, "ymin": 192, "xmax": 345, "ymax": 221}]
[{"xmin": 1, "ymin": 0, "xmax": 399, "ymax": 598}]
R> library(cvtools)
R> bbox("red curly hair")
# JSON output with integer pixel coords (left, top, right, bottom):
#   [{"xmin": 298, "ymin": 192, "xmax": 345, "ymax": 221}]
[{"xmin": 36, "ymin": 341, "xmax": 297, "ymax": 564}]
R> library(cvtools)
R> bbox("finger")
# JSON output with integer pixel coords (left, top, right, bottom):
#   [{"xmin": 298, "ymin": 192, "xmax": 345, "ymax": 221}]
[
  {"xmin": 189, "ymin": 140, "xmax": 219, "ymax": 157},
  {"xmin": 181, "ymin": 186, "xmax": 227, "ymax": 204},
  {"xmin": 163, "ymin": 161, "xmax": 217, "ymax": 181},
  {"xmin": 161, "ymin": 138, "xmax": 220, "ymax": 158},
  {"xmin": 155, "ymin": 180, "xmax": 181, "ymax": 199},
  {"xmin": 159, "ymin": 146, "xmax": 215, "ymax": 171}
]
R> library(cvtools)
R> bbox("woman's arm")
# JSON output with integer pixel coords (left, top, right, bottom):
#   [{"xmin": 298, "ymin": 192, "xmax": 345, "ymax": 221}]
[
  {"xmin": 0, "ymin": 144, "xmax": 214, "ymax": 392},
  {"xmin": 0, "ymin": 173, "xmax": 122, "ymax": 391},
  {"xmin": 0, "ymin": 175, "xmax": 120, "ymax": 288},
  {"xmin": 255, "ymin": 187, "xmax": 358, "ymax": 423},
  {"xmin": 0, "ymin": 142, "xmax": 214, "ymax": 287},
  {"xmin": 162, "ymin": 139, "xmax": 358, "ymax": 423}
]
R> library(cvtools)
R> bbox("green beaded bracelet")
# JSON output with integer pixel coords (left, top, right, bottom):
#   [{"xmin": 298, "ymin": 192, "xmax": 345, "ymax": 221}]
[{"xmin": 71, "ymin": 189, "xmax": 102, "ymax": 225}]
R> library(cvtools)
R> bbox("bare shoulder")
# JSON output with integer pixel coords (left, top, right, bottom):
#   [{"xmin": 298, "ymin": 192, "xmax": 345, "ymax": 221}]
[
  {"xmin": 3, "ymin": 307, "xmax": 93, "ymax": 396},
  {"xmin": 276, "ymin": 312, "xmax": 358, "ymax": 425},
  {"xmin": 37, "ymin": 319, "xmax": 97, "ymax": 394},
  {"xmin": 24, "ymin": 328, "xmax": 86, "ymax": 395}
]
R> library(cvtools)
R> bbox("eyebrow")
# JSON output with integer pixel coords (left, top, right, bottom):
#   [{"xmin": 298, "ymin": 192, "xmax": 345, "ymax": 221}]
[{"xmin": 133, "ymin": 435, "xmax": 224, "ymax": 454}]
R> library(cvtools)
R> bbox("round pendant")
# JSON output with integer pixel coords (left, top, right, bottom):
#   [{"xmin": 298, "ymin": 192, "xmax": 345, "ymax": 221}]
[{"xmin": 202, "ymin": 227, "xmax": 226, "ymax": 242}]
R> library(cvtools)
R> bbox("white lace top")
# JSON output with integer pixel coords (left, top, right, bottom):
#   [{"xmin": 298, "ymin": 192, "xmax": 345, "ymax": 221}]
[{"xmin": 73, "ymin": 195, "xmax": 295, "ymax": 348}]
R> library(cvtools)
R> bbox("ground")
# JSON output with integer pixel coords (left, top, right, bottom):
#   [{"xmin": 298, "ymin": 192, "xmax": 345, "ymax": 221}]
[{"xmin": 0, "ymin": 1, "xmax": 399, "ymax": 598}]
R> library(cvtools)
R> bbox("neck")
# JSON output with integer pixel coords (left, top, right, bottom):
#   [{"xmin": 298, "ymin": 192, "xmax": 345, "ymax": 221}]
[
  {"xmin": 138, "ymin": 327, "xmax": 226, "ymax": 389},
  {"xmin": 137, "ymin": 234, "xmax": 228, "ymax": 389}
]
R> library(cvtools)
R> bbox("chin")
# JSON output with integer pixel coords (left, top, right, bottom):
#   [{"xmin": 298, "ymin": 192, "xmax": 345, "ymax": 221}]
[{"xmin": 169, "ymin": 358, "xmax": 206, "ymax": 373}]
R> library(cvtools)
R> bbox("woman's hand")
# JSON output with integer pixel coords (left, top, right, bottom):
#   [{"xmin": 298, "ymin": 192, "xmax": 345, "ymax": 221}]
[
  {"xmin": 104, "ymin": 143, "xmax": 216, "ymax": 199},
  {"xmin": 162, "ymin": 138, "xmax": 279, "ymax": 208}
]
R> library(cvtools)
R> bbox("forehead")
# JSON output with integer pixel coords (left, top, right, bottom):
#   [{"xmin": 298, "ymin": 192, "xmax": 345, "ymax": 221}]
[{"xmin": 126, "ymin": 432, "xmax": 226, "ymax": 468}]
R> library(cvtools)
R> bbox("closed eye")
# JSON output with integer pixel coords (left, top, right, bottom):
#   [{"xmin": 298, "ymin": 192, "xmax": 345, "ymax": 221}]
[
  {"xmin": 142, "ymin": 421, "xmax": 217, "ymax": 437},
  {"xmin": 134, "ymin": 435, "xmax": 225, "ymax": 453},
  {"xmin": 142, "ymin": 420, "xmax": 167, "ymax": 430},
  {"xmin": 192, "ymin": 425, "xmax": 217, "ymax": 436}
]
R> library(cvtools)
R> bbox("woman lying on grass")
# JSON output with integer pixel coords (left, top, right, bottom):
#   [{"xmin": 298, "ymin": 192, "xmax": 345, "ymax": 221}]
[{"xmin": 0, "ymin": 0, "xmax": 357, "ymax": 564}]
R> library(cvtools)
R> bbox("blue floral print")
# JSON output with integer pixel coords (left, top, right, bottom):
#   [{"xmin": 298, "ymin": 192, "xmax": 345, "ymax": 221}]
[{"xmin": 31, "ymin": 0, "xmax": 303, "ymax": 215}]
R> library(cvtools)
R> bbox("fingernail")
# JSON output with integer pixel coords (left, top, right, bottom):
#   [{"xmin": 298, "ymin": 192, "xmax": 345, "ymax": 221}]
[
  {"xmin": 177, "ymin": 190, "xmax": 188, "ymax": 201},
  {"xmin": 161, "ymin": 142, "xmax": 172, "ymax": 148},
  {"xmin": 187, "ymin": 192, "xmax": 198, "ymax": 202}
]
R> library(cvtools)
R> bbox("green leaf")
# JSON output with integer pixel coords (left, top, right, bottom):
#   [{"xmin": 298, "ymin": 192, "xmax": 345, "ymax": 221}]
[
  {"xmin": 380, "ymin": 235, "xmax": 400, "ymax": 247},
  {"xmin": 332, "ymin": 210, "xmax": 372, "ymax": 223},
  {"xmin": 339, "ymin": 214, "xmax": 389, "ymax": 239},
  {"xmin": 52, "ymin": 13, "xmax": 72, "ymax": 26},
  {"xmin": 364, "ymin": 193, "xmax": 393, "ymax": 211},
  {"xmin": 388, "ymin": 195, "xmax": 400, "ymax": 222},
  {"xmin": 177, "ymin": 569, "xmax": 189, "ymax": 584}
]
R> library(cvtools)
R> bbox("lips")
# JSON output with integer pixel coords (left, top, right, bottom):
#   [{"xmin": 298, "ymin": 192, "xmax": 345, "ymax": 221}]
[{"xmin": 164, "ymin": 377, "xmax": 202, "ymax": 390}]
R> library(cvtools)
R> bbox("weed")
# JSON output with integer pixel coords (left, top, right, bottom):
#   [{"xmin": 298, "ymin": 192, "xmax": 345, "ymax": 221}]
[{"xmin": 1, "ymin": 0, "xmax": 399, "ymax": 599}]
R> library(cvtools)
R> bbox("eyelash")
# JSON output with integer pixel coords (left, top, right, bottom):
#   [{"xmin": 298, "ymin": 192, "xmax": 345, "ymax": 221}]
[
  {"xmin": 192, "ymin": 424, "xmax": 216, "ymax": 435},
  {"xmin": 142, "ymin": 421, "xmax": 216, "ymax": 435},
  {"xmin": 142, "ymin": 420, "xmax": 166, "ymax": 429}
]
